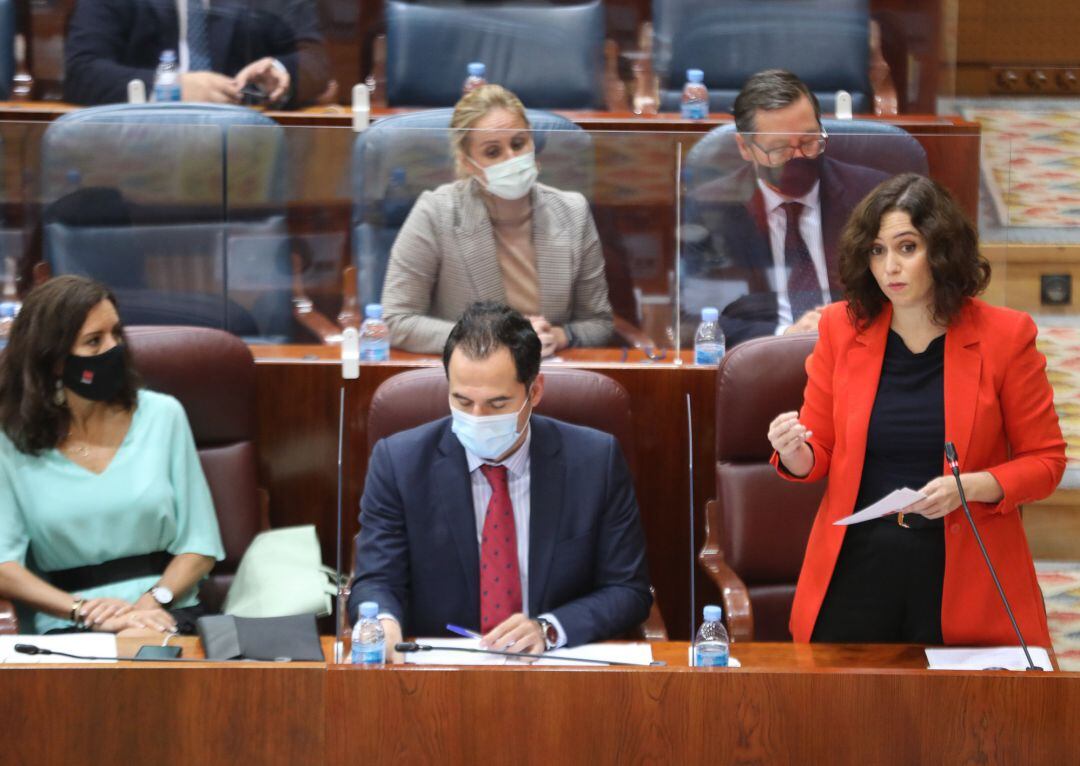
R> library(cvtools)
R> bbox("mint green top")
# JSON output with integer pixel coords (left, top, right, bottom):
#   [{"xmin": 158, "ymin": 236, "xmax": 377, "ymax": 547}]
[{"xmin": 0, "ymin": 389, "xmax": 225, "ymax": 633}]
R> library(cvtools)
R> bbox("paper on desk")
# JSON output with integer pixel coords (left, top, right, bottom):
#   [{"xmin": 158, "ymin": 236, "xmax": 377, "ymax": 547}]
[
  {"xmin": 402, "ymin": 638, "xmax": 653, "ymax": 666},
  {"xmin": 925, "ymin": 646, "xmax": 1054, "ymax": 671},
  {"xmin": 834, "ymin": 488, "xmax": 926, "ymax": 526},
  {"xmin": 0, "ymin": 633, "xmax": 118, "ymax": 663}
]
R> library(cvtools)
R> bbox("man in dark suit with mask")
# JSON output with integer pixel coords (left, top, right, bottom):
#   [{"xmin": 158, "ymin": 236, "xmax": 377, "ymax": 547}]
[
  {"xmin": 63, "ymin": 0, "xmax": 330, "ymax": 108},
  {"xmin": 349, "ymin": 302, "xmax": 652, "ymax": 662},
  {"xmin": 681, "ymin": 69, "xmax": 888, "ymax": 347}
]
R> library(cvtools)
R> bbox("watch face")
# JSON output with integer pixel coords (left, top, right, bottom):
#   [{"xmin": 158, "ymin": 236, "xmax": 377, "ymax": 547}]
[{"xmin": 152, "ymin": 586, "xmax": 174, "ymax": 605}]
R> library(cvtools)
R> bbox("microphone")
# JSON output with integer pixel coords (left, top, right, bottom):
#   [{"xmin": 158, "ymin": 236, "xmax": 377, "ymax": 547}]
[
  {"xmin": 12, "ymin": 644, "xmax": 193, "ymax": 663},
  {"xmin": 944, "ymin": 442, "xmax": 1041, "ymax": 671},
  {"xmin": 393, "ymin": 642, "xmax": 656, "ymax": 667}
]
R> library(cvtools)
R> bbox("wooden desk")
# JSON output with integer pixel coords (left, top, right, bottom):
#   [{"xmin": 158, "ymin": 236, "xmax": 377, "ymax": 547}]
[{"xmin": 7, "ymin": 638, "xmax": 1073, "ymax": 765}]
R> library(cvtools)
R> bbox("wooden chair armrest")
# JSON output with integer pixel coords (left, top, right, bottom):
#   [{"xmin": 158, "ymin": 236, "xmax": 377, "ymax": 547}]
[
  {"xmin": 868, "ymin": 20, "xmax": 899, "ymax": 116},
  {"xmin": 257, "ymin": 488, "xmax": 271, "ymax": 531},
  {"xmin": 698, "ymin": 499, "xmax": 753, "ymax": 642},
  {"xmin": 366, "ymin": 35, "xmax": 388, "ymax": 108},
  {"xmin": 603, "ymin": 39, "xmax": 629, "ymax": 112},
  {"xmin": 613, "ymin": 315, "xmax": 658, "ymax": 351},
  {"xmin": 637, "ymin": 586, "xmax": 668, "ymax": 641},
  {"xmin": 0, "ymin": 598, "xmax": 18, "ymax": 635}
]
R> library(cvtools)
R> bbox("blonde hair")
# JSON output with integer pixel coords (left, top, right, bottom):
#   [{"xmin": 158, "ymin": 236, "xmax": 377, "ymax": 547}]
[{"xmin": 450, "ymin": 84, "xmax": 531, "ymax": 178}]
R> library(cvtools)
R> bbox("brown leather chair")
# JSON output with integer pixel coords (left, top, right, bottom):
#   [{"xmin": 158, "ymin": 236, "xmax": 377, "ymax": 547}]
[
  {"xmin": 0, "ymin": 326, "xmax": 266, "ymax": 634},
  {"xmin": 366, "ymin": 365, "xmax": 666, "ymax": 640},
  {"xmin": 699, "ymin": 333, "xmax": 823, "ymax": 642}
]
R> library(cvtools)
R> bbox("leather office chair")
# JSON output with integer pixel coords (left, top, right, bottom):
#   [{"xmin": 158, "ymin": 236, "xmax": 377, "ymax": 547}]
[
  {"xmin": 639, "ymin": 0, "xmax": 897, "ymax": 116},
  {"xmin": 0, "ymin": 326, "xmax": 267, "ymax": 633},
  {"xmin": 699, "ymin": 333, "xmax": 822, "ymax": 641},
  {"xmin": 365, "ymin": 365, "xmax": 667, "ymax": 640},
  {"xmin": 0, "ymin": 0, "xmax": 13, "ymax": 100},
  {"xmin": 369, "ymin": 0, "xmax": 624, "ymax": 110},
  {"xmin": 38, "ymin": 103, "xmax": 326, "ymax": 343}
]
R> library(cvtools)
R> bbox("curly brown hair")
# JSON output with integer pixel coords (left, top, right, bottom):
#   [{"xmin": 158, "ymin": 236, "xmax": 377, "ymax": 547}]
[
  {"xmin": 838, "ymin": 173, "xmax": 990, "ymax": 329},
  {"xmin": 0, "ymin": 275, "xmax": 141, "ymax": 455}
]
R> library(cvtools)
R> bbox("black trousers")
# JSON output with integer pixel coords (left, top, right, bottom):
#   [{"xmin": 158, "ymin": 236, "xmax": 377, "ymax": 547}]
[{"xmin": 811, "ymin": 518, "xmax": 946, "ymax": 643}]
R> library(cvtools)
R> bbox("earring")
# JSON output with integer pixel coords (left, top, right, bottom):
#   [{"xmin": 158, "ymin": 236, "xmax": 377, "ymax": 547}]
[{"xmin": 54, "ymin": 379, "xmax": 66, "ymax": 407}]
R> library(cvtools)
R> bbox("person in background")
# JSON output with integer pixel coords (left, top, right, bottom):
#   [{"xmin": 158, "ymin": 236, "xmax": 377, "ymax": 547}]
[
  {"xmin": 381, "ymin": 85, "xmax": 614, "ymax": 356},
  {"xmin": 63, "ymin": 0, "xmax": 331, "ymax": 108},
  {"xmin": 682, "ymin": 69, "xmax": 888, "ymax": 346},
  {"xmin": 767, "ymin": 174, "xmax": 1065, "ymax": 646},
  {"xmin": 0, "ymin": 276, "xmax": 225, "ymax": 634},
  {"xmin": 350, "ymin": 302, "xmax": 650, "ymax": 661}
]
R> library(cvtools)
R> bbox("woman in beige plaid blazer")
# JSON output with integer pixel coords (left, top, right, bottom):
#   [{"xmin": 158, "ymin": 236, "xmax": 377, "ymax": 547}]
[{"xmin": 381, "ymin": 85, "xmax": 614, "ymax": 355}]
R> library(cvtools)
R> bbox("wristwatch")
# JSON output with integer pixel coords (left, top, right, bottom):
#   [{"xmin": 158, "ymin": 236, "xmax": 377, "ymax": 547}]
[
  {"xmin": 148, "ymin": 585, "xmax": 174, "ymax": 608},
  {"xmin": 534, "ymin": 617, "xmax": 558, "ymax": 651}
]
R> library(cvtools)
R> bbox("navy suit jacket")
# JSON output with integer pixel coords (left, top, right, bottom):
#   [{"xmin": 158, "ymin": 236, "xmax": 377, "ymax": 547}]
[
  {"xmin": 349, "ymin": 415, "xmax": 653, "ymax": 646},
  {"xmin": 63, "ymin": 0, "xmax": 329, "ymax": 108},
  {"xmin": 682, "ymin": 157, "xmax": 888, "ymax": 347}
]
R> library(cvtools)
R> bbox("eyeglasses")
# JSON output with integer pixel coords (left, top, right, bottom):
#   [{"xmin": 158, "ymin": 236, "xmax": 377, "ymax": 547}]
[{"xmin": 746, "ymin": 132, "xmax": 829, "ymax": 164}]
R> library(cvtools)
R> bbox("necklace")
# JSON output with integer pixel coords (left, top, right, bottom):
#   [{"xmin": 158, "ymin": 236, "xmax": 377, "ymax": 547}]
[{"xmin": 65, "ymin": 442, "xmax": 91, "ymax": 458}]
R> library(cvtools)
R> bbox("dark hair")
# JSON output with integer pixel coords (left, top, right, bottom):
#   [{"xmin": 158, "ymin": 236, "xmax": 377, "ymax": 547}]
[
  {"xmin": 442, "ymin": 302, "xmax": 541, "ymax": 388},
  {"xmin": 838, "ymin": 173, "xmax": 991, "ymax": 329},
  {"xmin": 733, "ymin": 69, "xmax": 821, "ymax": 133},
  {"xmin": 0, "ymin": 275, "xmax": 141, "ymax": 455}
]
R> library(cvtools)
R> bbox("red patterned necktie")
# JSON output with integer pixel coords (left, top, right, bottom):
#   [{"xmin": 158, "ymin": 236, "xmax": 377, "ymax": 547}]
[
  {"xmin": 782, "ymin": 201, "xmax": 820, "ymax": 321},
  {"xmin": 478, "ymin": 464, "xmax": 522, "ymax": 633}
]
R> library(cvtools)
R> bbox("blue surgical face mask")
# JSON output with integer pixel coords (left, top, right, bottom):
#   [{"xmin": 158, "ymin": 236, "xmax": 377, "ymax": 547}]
[{"xmin": 450, "ymin": 393, "xmax": 532, "ymax": 460}]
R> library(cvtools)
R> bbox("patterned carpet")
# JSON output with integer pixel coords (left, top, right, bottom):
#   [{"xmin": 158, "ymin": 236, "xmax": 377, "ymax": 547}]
[{"xmin": 1037, "ymin": 562, "xmax": 1080, "ymax": 671}]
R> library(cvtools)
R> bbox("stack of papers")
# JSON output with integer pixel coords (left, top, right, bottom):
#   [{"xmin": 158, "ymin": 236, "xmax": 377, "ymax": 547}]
[
  {"xmin": 402, "ymin": 638, "xmax": 653, "ymax": 666},
  {"xmin": 0, "ymin": 634, "xmax": 118, "ymax": 663},
  {"xmin": 925, "ymin": 646, "xmax": 1054, "ymax": 671}
]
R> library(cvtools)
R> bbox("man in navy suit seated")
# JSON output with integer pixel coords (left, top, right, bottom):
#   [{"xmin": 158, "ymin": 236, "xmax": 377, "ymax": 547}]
[
  {"xmin": 63, "ymin": 0, "xmax": 330, "ymax": 108},
  {"xmin": 350, "ymin": 302, "xmax": 652, "ymax": 662},
  {"xmin": 682, "ymin": 69, "xmax": 888, "ymax": 346}
]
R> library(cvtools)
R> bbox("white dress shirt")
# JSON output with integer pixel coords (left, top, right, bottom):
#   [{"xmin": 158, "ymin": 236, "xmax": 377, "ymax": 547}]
[{"xmin": 757, "ymin": 179, "xmax": 832, "ymax": 333}]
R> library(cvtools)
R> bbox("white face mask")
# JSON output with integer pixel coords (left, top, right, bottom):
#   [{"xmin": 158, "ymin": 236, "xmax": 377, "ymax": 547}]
[
  {"xmin": 470, "ymin": 152, "xmax": 538, "ymax": 200},
  {"xmin": 449, "ymin": 395, "xmax": 531, "ymax": 460}
]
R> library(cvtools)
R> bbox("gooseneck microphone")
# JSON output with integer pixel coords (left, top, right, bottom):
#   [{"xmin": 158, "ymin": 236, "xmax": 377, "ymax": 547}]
[
  {"xmin": 393, "ymin": 642, "xmax": 656, "ymax": 667},
  {"xmin": 944, "ymin": 442, "xmax": 1041, "ymax": 671},
  {"xmin": 12, "ymin": 644, "xmax": 193, "ymax": 663}
]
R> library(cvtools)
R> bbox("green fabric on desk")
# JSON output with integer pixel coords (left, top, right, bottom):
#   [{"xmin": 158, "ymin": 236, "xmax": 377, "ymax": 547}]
[{"xmin": 0, "ymin": 389, "xmax": 226, "ymax": 633}]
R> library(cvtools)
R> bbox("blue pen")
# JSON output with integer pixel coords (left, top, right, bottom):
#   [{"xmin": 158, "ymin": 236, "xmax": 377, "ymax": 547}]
[{"xmin": 446, "ymin": 623, "xmax": 483, "ymax": 640}]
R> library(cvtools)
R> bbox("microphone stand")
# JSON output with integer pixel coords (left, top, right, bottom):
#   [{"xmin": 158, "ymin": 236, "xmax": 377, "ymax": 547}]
[
  {"xmin": 394, "ymin": 642, "xmax": 657, "ymax": 667},
  {"xmin": 944, "ymin": 442, "xmax": 1041, "ymax": 671}
]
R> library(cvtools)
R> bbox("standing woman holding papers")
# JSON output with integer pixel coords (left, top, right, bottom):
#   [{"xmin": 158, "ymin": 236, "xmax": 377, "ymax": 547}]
[
  {"xmin": 767, "ymin": 174, "xmax": 1065, "ymax": 646},
  {"xmin": 0, "ymin": 276, "xmax": 225, "ymax": 635}
]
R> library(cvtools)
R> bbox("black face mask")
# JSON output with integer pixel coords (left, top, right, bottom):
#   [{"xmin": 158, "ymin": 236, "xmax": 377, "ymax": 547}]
[
  {"xmin": 62, "ymin": 344, "xmax": 127, "ymax": 403},
  {"xmin": 755, "ymin": 155, "xmax": 823, "ymax": 198}
]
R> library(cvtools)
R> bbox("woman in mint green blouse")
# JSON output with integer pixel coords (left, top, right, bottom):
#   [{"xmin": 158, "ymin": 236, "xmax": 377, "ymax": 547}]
[{"xmin": 0, "ymin": 276, "xmax": 224, "ymax": 634}]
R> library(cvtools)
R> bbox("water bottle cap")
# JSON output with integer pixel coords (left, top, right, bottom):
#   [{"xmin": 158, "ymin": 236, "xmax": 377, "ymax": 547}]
[
  {"xmin": 687, "ymin": 69, "xmax": 704, "ymax": 83},
  {"xmin": 160, "ymin": 49, "xmax": 177, "ymax": 63},
  {"xmin": 365, "ymin": 303, "xmax": 383, "ymax": 319},
  {"xmin": 468, "ymin": 62, "xmax": 486, "ymax": 77},
  {"xmin": 701, "ymin": 307, "xmax": 719, "ymax": 323},
  {"xmin": 703, "ymin": 605, "xmax": 722, "ymax": 622},
  {"xmin": 359, "ymin": 601, "xmax": 379, "ymax": 619}
]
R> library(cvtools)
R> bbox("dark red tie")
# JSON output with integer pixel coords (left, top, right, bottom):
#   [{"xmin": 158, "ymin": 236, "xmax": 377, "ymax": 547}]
[
  {"xmin": 478, "ymin": 464, "xmax": 522, "ymax": 633},
  {"xmin": 782, "ymin": 201, "xmax": 820, "ymax": 321}
]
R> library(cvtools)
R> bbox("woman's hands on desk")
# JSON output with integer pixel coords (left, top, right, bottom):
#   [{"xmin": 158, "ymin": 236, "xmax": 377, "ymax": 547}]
[
  {"xmin": 80, "ymin": 596, "xmax": 176, "ymax": 633},
  {"xmin": 528, "ymin": 316, "xmax": 569, "ymax": 358},
  {"xmin": 768, "ymin": 411, "xmax": 814, "ymax": 478}
]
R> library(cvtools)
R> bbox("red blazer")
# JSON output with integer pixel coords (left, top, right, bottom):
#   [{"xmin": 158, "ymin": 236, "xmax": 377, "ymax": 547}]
[{"xmin": 775, "ymin": 299, "xmax": 1066, "ymax": 646}]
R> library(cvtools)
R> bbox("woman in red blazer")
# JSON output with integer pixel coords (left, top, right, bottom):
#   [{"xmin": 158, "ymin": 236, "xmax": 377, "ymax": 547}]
[{"xmin": 768, "ymin": 174, "xmax": 1066, "ymax": 646}]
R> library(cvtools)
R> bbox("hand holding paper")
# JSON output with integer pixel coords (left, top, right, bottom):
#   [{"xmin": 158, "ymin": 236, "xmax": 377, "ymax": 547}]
[{"xmin": 835, "ymin": 488, "xmax": 927, "ymax": 526}]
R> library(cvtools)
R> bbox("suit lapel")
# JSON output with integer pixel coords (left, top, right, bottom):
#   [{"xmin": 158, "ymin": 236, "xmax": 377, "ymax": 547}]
[
  {"xmin": 944, "ymin": 303, "xmax": 982, "ymax": 472},
  {"xmin": 843, "ymin": 304, "xmax": 891, "ymax": 507},
  {"xmin": 818, "ymin": 159, "xmax": 844, "ymax": 292},
  {"xmin": 456, "ymin": 181, "xmax": 506, "ymax": 303},
  {"xmin": 434, "ymin": 424, "xmax": 481, "ymax": 616},
  {"xmin": 527, "ymin": 418, "xmax": 564, "ymax": 613},
  {"xmin": 532, "ymin": 187, "xmax": 567, "ymax": 320},
  {"xmin": 207, "ymin": 2, "xmax": 238, "ymax": 74}
]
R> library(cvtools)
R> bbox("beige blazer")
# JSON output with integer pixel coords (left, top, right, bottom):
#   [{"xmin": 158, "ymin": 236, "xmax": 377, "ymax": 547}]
[{"xmin": 381, "ymin": 179, "xmax": 614, "ymax": 354}]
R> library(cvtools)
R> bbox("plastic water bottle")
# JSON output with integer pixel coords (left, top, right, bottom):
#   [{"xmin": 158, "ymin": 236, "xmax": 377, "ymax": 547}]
[
  {"xmin": 694, "ymin": 307, "xmax": 724, "ymax": 365},
  {"xmin": 463, "ymin": 62, "xmax": 487, "ymax": 95},
  {"xmin": 680, "ymin": 69, "xmax": 708, "ymax": 120},
  {"xmin": 359, "ymin": 303, "xmax": 390, "ymax": 362},
  {"xmin": 693, "ymin": 605, "xmax": 730, "ymax": 667},
  {"xmin": 153, "ymin": 50, "xmax": 181, "ymax": 102},
  {"xmin": 351, "ymin": 601, "xmax": 386, "ymax": 666},
  {"xmin": 0, "ymin": 256, "xmax": 20, "ymax": 344}
]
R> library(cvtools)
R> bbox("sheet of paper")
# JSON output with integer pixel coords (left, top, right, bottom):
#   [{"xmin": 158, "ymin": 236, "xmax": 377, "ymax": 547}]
[
  {"xmin": 402, "ymin": 638, "xmax": 654, "ymax": 666},
  {"xmin": 925, "ymin": 646, "xmax": 1054, "ymax": 672},
  {"xmin": 0, "ymin": 634, "xmax": 118, "ymax": 664},
  {"xmin": 834, "ymin": 488, "xmax": 926, "ymax": 526}
]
